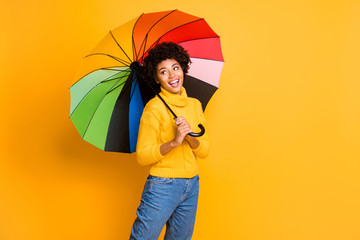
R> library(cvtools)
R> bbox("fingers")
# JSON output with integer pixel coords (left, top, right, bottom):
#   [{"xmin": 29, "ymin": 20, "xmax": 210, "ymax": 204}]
[
  {"xmin": 176, "ymin": 117, "xmax": 192, "ymax": 133},
  {"xmin": 177, "ymin": 123, "xmax": 193, "ymax": 135},
  {"xmin": 175, "ymin": 117, "xmax": 183, "ymax": 125},
  {"xmin": 175, "ymin": 117, "xmax": 189, "ymax": 126},
  {"xmin": 174, "ymin": 117, "xmax": 193, "ymax": 145}
]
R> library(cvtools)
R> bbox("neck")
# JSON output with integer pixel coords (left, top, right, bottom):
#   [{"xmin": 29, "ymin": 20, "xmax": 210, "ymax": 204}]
[{"xmin": 159, "ymin": 87, "xmax": 188, "ymax": 107}]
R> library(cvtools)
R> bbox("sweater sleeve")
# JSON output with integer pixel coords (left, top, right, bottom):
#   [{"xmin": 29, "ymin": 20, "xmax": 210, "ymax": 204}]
[
  {"xmin": 135, "ymin": 109, "xmax": 165, "ymax": 166},
  {"xmin": 191, "ymin": 100, "xmax": 210, "ymax": 159}
]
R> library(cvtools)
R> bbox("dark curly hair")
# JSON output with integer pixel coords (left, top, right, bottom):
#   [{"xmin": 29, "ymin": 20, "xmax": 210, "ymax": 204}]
[{"xmin": 141, "ymin": 42, "xmax": 191, "ymax": 92}]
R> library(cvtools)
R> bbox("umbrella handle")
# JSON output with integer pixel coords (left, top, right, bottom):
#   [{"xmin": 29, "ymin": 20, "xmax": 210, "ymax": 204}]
[{"xmin": 188, "ymin": 124, "xmax": 205, "ymax": 137}]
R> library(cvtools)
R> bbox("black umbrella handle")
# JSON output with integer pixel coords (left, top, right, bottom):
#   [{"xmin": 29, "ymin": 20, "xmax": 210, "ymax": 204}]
[{"xmin": 188, "ymin": 124, "xmax": 205, "ymax": 137}]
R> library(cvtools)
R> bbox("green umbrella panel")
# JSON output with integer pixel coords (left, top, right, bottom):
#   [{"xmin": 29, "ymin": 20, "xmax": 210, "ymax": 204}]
[{"xmin": 70, "ymin": 67, "xmax": 130, "ymax": 150}]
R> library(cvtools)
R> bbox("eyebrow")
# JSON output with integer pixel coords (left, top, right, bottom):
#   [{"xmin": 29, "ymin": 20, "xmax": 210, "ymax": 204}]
[{"xmin": 158, "ymin": 63, "xmax": 180, "ymax": 71}]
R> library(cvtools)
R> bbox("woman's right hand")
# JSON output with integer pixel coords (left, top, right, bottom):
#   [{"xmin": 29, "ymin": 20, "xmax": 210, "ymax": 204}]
[{"xmin": 159, "ymin": 117, "xmax": 193, "ymax": 156}]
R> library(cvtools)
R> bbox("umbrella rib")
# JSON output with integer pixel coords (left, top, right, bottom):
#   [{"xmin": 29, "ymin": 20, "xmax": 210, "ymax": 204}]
[
  {"xmin": 104, "ymin": 71, "xmax": 139, "ymax": 108},
  {"xmin": 101, "ymin": 72, "xmax": 131, "ymax": 84},
  {"xmin": 70, "ymin": 73, "xmax": 130, "ymax": 118},
  {"xmin": 105, "ymin": 75, "xmax": 129, "ymax": 95},
  {"xmin": 109, "ymin": 30, "xmax": 132, "ymax": 63},
  {"xmin": 70, "ymin": 67, "xmax": 129, "ymax": 88},
  {"xmin": 80, "ymin": 73, "xmax": 130, "ymax": 139},
  {"xmin": 70, "ymin": 70, "xmax": 131, "ymax": 117},
  {"xmin": 99, "ymin": 67, "xmax": 128, "ymax": 72},
  {"xmin": 109, "ymin": 71, "xmax": 137, "ymax": 99},
  {"xmin": 132, "ymin": 13, "xmax": 144, "ymax": 61},
  {"xmin": 137, "ymin": 10, "xmax": 177, "ymax": 61},
  {"xmin": 176, "ymin": 36, "xmax": 221, "ymax": 45},
  {"xmin": 176, "ymin": 36, "xmax": 224, "ymax": 61},
  {"xmin": 99, "ymin": 67, "xmax": 127, "ymax": 70},
  {"xmin": 157, "ymin": 18, "xmax": 206, "ymax": 41},
  {"xmin": 142, "ymin": 18, "xmax": 209, "ymax": 59},
  {"xmin": 189, "ymin": 56, "xmax": 225, "ymax": 63},
  {"xmin": 81, "ymin": 70, "xmax": 136, "ymax": 139},
  {"xmin": 129, "ymin": 75, "xmax": 139, "ymax": 102},
  {"xmin": 137, "ymin": 38, "xmax": 160, "ymax": 63},
  {"xmin": 85, "ymin": 53, "xmax": 131, "ymax": 66}
]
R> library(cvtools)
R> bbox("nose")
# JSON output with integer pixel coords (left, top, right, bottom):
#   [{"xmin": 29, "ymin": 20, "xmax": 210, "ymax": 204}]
[{"xmin": 169, "ymin": 69, "xmax": 175, "ymax": 78}]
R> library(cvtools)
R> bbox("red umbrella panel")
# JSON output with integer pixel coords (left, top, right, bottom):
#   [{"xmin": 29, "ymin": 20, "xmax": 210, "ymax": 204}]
[{"xmin": 70, "ymin": 10, "xmax": 224, "ymax": 153}]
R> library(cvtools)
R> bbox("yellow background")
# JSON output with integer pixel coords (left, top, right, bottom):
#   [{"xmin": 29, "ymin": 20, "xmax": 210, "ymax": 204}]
[{"xmin": 1, "ymin": 0, "xmax": 360, "ymax": 239}]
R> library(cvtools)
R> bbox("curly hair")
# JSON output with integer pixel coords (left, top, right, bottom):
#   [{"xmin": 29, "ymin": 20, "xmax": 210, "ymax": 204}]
[{"xmin": 141, "ymin": 42, "xmax": 191, "ymax": 92}]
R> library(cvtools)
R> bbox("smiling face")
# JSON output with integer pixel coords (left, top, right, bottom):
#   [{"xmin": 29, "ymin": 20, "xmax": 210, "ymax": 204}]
[{"xmin": 155, "ymin": 58, "xmax": 184, "ymax": 95}]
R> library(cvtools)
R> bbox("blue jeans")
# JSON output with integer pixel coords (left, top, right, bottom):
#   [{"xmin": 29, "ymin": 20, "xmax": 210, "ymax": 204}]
[{"xmin": 130, "ymin": 175, "xmax": 200, "ymax": 240}]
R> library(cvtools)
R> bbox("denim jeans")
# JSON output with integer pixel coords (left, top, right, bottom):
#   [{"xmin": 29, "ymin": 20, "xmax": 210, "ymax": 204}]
[{"xmin": 130, "ymin": 175, "xmax": 200, "ymax": 240}]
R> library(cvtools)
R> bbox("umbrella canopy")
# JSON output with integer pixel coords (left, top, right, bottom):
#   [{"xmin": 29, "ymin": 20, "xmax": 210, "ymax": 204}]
[{"xmin": 70, "ymin": 9, "xmax": 224, "ymax": 153}]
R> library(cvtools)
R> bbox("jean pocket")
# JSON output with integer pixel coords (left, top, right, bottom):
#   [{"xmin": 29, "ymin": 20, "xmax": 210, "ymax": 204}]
[{"xmin": 147, "ymin": 175, "xmax": 174, "ymax": 184}]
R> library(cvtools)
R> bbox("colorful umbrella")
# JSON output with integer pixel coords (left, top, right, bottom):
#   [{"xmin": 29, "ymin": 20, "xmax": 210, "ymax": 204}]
[{"xmin": 70, "ymin": 10, "xmax": 224, "ymax": 153}]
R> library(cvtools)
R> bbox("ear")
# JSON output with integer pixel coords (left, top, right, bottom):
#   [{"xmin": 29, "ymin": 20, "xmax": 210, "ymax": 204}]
[{"xmin": 154, "ymin": 76, "xmax": 160, "ymax": 84}]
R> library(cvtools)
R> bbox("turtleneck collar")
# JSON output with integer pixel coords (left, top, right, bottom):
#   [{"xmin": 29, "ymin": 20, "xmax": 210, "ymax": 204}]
[{"xmin": 159, "ymin": 87, "xmax": 188, "ymax": 107}]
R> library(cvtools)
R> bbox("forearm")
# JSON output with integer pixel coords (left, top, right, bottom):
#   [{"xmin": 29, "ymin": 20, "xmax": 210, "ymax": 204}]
[
  {"xmin": 136, "ymin": 143, "xmax": 164, "ymax": 166},
  {"xmin": 185, "ymin": 135, "xmax": 200, "ymax": 149},
  {"xmin": 160, "ymin": 140, "xmax": 179, "ymax": 156},
  {"xmin": 191, "ymin": 135, "xmax": 210, "ymax": 159},
  {"xmin": 159, "ymin": 116, "xmax": 194, "ymax": 156},
  {"xmin": 160, "ymin": 134, "xmax": 200, "ymax": 156}
]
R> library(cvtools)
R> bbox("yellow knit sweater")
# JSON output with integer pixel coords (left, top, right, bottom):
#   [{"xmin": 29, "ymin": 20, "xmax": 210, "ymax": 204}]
[{"xmin": 136, "ymin": 87, "xmax": 210, "ymax": 178}]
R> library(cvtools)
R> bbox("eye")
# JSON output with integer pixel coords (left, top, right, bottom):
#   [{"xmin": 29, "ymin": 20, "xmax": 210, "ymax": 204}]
[
  {"xmin": 161, "ymin": 70, "xmax": 167, "ymax": 75},
  {"xmin": 174, "ymin": 66, "xmax": 179, "ymax": 70}
]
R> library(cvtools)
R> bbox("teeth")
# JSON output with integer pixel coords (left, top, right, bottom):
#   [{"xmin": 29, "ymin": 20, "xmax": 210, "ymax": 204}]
[{"xmin": 169, "ymin": 80, "xmax": 179, "ymax": 85}]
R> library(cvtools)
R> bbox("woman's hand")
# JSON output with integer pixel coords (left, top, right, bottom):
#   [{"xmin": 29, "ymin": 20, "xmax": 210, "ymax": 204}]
[
  {"xmin": 173, "ymin": 116, "xmax": 193, "ymax": 146},
  {"xmin": 159, "ymin": 117, "xmax": 199, "ymax": 156}
]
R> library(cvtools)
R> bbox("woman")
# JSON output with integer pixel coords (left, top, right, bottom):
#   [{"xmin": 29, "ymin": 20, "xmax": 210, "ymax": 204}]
[{"xmin": 130, "ymin": 42, "xmax": 210, "ymax": 240}]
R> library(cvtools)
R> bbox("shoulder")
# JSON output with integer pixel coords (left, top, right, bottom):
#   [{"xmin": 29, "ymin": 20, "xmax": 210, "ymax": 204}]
[
  {"xmin": 144, "ymin": 96, "xmax": 164, "ymax": 110},
  {"xmin": 142, "ymin": 96, "xmax": 167, "ymax": 119},
  {"xmin": 187, "ymin": 97, "xmax": 203, "ymax": 111},
  {"xmin": 185, "ymin": 96, "xmax": 198, "ymax": 105}
]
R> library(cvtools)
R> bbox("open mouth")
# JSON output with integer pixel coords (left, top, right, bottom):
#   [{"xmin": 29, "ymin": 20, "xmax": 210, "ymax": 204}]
[{"xmin": 169, "ymin": 79, "xmax": 179, "ymax": 86}]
